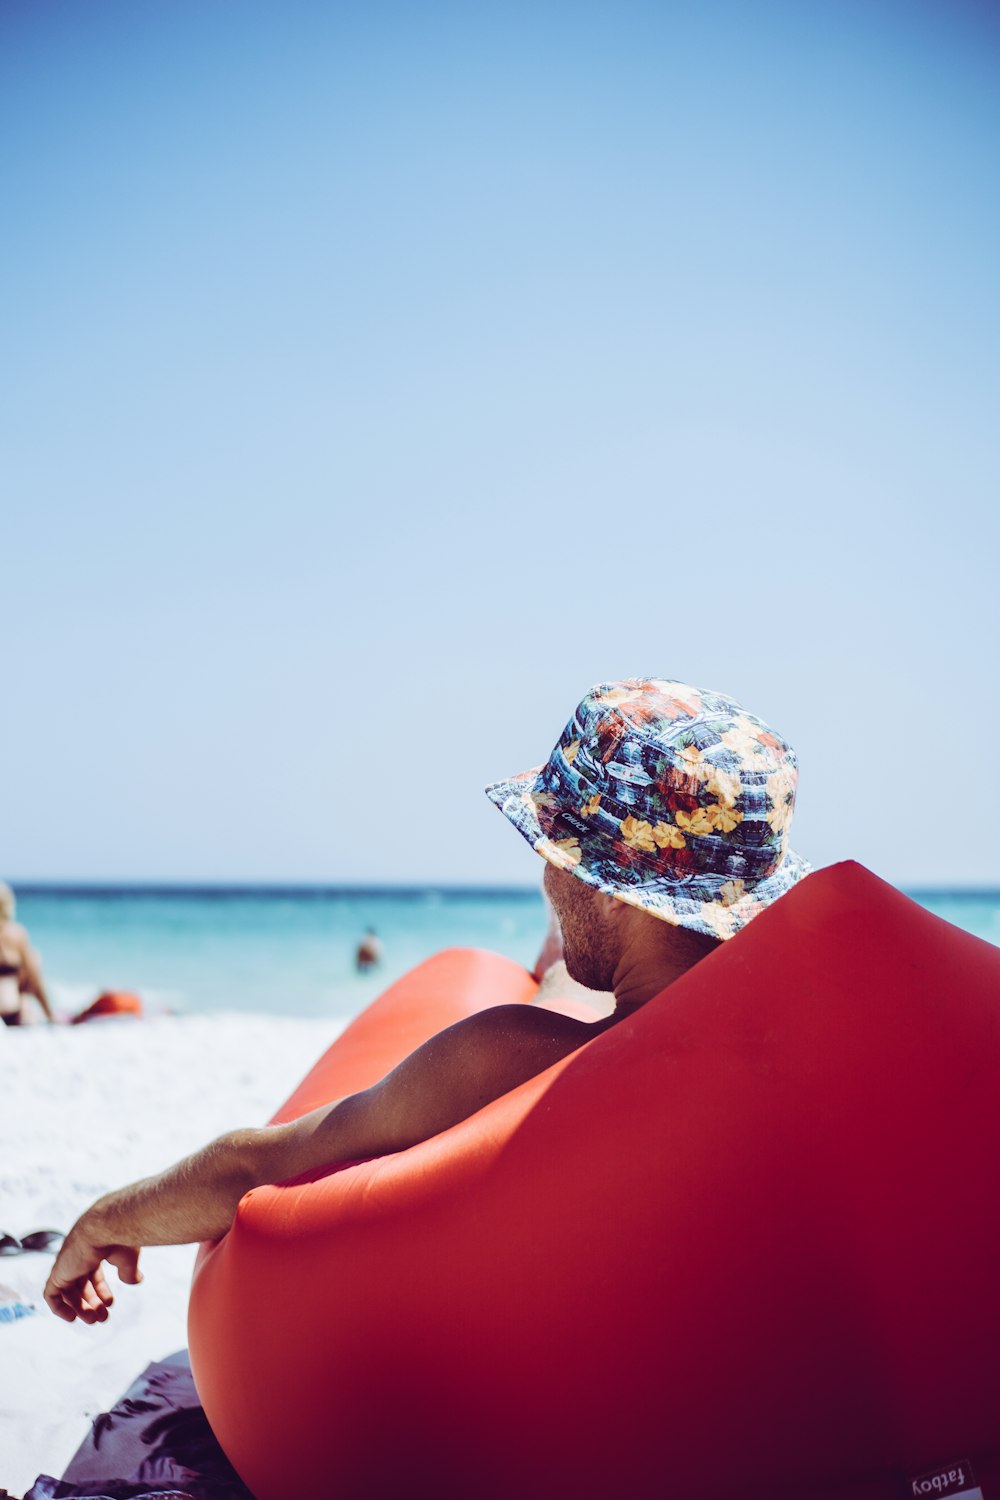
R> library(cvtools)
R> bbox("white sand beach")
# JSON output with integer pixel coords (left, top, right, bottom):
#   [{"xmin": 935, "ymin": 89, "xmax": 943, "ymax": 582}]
[{"xmin": 0, "ymin": 1013, "xmax": 341, "ymax": 1496}]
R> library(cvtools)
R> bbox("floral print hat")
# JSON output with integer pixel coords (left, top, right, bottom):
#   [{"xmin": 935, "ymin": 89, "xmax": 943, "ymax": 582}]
[{"xmin": 486, "ymin": 678, "xmax": 810, "ymax": 940}]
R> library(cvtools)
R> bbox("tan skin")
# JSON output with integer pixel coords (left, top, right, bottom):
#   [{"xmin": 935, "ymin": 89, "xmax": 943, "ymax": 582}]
[
  {"xmin": 0, "ymin": 918, "xmax": 56, "ymax": 1024},
  {"xmin": 45, "ymin": 865, "xmax": 718, "ymax": 1324}
]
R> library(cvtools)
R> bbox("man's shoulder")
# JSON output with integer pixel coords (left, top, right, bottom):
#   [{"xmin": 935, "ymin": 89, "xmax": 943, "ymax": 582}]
[{"xmin": 460, "ymin": 1001, "xmax": 606, "ymax": 1057}]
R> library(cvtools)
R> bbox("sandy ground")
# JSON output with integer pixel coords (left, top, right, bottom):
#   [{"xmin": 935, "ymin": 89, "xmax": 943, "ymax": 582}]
[{"xmin": 0, "ymin": 1013, "xmax": 339, "ymax": 1497}]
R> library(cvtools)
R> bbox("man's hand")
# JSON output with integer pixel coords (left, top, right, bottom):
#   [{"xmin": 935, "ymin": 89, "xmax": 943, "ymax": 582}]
[{"xmin": 44, "ymin": 1218, "xmax": 143, "ymax": 1324}]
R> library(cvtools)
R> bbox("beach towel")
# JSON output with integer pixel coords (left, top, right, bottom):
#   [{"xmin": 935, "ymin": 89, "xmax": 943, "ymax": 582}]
[
  {"xmin": 25, "ymin": 1483, "xmax": 197, "ymax": 1499},
  {"xmin": 23, "ymin": 1354, "xmax": 252, "ymax": 1500}
]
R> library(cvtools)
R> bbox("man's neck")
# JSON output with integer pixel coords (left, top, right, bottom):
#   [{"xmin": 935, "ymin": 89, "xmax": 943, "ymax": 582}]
[{"xmin": 610, "ymin": 939, "xmax": 703, "ymax": 1017}]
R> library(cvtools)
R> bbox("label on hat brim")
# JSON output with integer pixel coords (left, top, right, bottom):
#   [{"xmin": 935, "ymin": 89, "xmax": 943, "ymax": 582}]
[
  {"xmin": 907, "ymin": 1460, "xmax": 983, "ymax": 1499},
  {"xmin": 604, "ymin": 762, "xmax": 652, "ymax": 786}
]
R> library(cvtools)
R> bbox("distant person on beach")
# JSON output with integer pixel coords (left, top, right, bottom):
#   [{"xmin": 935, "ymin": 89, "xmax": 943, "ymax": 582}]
[
  {"xmin": 0, "ymin": 882, "xmax": 56, "ymax": 1026},
  {"xmin": 354, "ymin": 928, "xmax": 382, "ymax": 973},
  {"xmin": 44, "ymin": 678, "xmax": 808, "ymax": 1323}
]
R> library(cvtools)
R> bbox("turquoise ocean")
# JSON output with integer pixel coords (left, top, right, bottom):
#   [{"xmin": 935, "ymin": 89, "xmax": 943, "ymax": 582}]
[
  {"xmin": 14, "ymin": 886, "xmax": 553, "ymax": 1024},
  {"xmin": 12, "ymin": 884, "xmax": 1000, "ymax": 1026}
]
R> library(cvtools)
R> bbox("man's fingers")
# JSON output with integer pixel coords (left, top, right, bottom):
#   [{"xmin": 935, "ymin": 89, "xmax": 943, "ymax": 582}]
[
  {"xmin": 75, "ymin": 1298, "xmax": 109, "ymax": 1324},
  {"xmin": 107, "ymin": 1246, "xmax": 142, "ymax": 1285},
  {"xmin": 78, "ymin": 1295, "xmax": 111, "ymax": 1324},
  {"xmin": 44, "ymin": 1265, "xmax": 77, "ymax": 1322},
  {"xmin": 90, "ymin": 1265, "xmax": 114, "ymax": 1304},
  {"xmin": 44, "ymin": 1241, "xmax": 143, "ymax": 1322},
  {"xmin": 44, "ymin": 1268, "xmax": 117, "ymax": 1324},
  {"xmin": 79, "ymin": 1277, "xmax": 110, "ymax": 1313},
  {"xmin": 43, "ymin": 1279, "xmax": 106, "ymax": 1323},
  {"xmin": 44, "ymin": 1287, "xmax": 77, "ymax": 1323}
]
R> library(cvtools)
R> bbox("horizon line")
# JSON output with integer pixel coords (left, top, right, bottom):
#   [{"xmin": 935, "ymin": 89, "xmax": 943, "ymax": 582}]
[
  {"xmin": 9, "ymin": 879, "xmax": 545, "ymax": 899},
  {"xmin": 8, "ymin": 878, "xmax": 1000, "ymax": 899}
]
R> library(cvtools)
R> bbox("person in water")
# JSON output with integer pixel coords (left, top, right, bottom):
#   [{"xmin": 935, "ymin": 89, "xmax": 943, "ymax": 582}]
[
  {"xmin": 0, "ymin": 882, "xmax": 56, "ymax": 1026},
  {"xmin": 354, "ymin": 928, "xmax": 383, "ymax": 972},
  {"xmin": 45, "ymin": 678, "xmax": 808, "ymax": 1323}
]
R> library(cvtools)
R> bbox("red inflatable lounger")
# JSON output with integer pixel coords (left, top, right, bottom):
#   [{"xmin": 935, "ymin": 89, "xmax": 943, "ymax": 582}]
[{"xmin": 188, "ymin": 863, "xmax": 1000, "ymax": 1499}]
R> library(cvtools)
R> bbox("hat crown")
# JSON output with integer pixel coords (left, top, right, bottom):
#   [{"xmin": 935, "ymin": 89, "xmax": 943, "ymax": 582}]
[
  {"xmin": 485, "ymin": 676, "xmax": 807, "ymax": 941},
  {"xmin": 538, "ymin": 678, "xmax": 798, "ymax": 879}
]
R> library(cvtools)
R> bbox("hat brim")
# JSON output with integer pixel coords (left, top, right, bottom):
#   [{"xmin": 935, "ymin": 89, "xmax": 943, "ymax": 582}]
[{"xmin": 486, "ymin": 768, "xmax": 811, "ymax": 942}]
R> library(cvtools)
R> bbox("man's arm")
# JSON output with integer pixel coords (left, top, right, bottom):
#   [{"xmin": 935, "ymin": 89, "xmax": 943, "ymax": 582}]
[{"xmin": 45, "ymin": 1003, "xmax": 596, "ymax": 1324}]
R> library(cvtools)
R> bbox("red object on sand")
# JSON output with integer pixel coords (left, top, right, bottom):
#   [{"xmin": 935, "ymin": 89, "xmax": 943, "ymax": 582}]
[
  {"xmin": 189, "ymin": 863, "xmax": 1000, "ymax": 1499},
  {"xmin": 71, "ymin": 990, "xmax": 143, "ymax": 1024}
]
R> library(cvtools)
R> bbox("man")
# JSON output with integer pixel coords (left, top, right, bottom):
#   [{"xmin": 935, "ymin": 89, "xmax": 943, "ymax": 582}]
[{"xmin": 45, "ymin": 677, "xmax": 808, "ymax": 1323}]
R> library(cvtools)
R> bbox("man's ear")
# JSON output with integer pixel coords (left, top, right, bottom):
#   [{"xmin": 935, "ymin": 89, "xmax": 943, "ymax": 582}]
[{"xmin": 596, "ymin": 889, "xmax": 628, "ymax": 924}]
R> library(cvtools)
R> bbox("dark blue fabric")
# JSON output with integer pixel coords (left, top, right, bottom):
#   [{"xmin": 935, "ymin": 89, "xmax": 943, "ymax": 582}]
[
  {"xmin": 25, "ymin": 1482, "xmax": 195, "ymax": 1499},
  {"xmin": 22, "ymin": 1354, "xmax": 253, "ymax": 1500}
]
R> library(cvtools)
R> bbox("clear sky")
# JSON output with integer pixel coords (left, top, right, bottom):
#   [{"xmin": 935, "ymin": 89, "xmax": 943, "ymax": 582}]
[{"xmin": 2, "ymin": 0, "xmax": 998, "ymax": 887}]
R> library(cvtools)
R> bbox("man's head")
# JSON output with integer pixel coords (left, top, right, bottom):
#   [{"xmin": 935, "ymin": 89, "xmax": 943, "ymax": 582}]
[
  {"xmin": 542, "ymin": 861, "xmax": 720, "ymax": 993},
  {"xmin": 487, "ymin": 677, "xmax": 808, "ymax": 943}
]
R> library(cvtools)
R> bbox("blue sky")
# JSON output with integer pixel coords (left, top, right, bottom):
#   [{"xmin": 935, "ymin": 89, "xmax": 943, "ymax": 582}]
[{"xmin": 2, "ymin": 0, "xmax": 998, "ymax": 886}]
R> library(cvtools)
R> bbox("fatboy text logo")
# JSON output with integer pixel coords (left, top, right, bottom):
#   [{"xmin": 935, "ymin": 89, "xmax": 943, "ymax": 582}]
[{"xmin": 908, "ymin": 1459, "xmax": 983, "ymax": 1500}]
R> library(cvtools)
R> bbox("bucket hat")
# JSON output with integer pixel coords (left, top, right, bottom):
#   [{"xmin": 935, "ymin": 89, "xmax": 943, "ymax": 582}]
[{"xmin": 486, "ymin": 678, "xmax": 810, "ymax": 940}]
